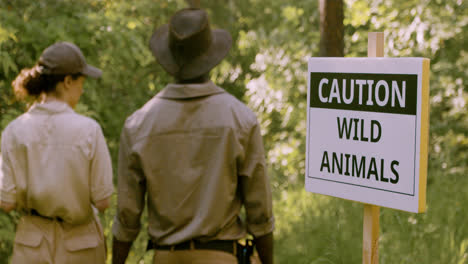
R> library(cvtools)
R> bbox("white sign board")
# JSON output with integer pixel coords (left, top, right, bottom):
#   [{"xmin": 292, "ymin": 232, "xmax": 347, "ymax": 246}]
[{"xmin": 306, "ymin": 58, "xmax": 429, "ymax": 213}]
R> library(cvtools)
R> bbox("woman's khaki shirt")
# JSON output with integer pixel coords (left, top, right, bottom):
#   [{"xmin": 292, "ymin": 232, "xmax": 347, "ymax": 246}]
[{"xmin": 0, "ymin": 101, "xmax": 113, "ymax": 224}]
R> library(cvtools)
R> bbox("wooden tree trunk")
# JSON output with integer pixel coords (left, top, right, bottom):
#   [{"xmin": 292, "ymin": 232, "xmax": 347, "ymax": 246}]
[{"xmin": 319, "ymin": 0, "xmax": 344, "ymax": 57}]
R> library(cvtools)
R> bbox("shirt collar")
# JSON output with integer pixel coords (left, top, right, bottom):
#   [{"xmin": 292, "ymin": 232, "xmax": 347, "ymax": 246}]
[
  {"xmin": 156, "ymin": 81, "xmax": 225, "ymax": 99},
  {"xmin": 28, "ymin": 101, "xmax": 74, "ymax": 115}
]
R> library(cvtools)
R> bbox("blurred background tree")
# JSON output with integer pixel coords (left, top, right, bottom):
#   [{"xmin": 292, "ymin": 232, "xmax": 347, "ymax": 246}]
[
  {"xmin": 319, "ymin": 0, "xmax": 344, "ymax": 56},
  {"xmin": 0, "ymin": 0, "xmax": 467, "ymax": 263}
]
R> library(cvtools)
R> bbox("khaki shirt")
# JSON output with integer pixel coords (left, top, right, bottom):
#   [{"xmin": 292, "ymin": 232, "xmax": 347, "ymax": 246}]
[
  {"xmin": 0, "ymin": 101, "xmax": 114, "ymax": 224},
  {"xmin": 113, "ymin": 81, "xmax": 274, "ymax": 244}
]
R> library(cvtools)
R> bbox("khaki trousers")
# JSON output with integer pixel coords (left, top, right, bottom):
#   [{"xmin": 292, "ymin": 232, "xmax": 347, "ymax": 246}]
[
  {"xmin": 153, "ymin": 249, "xmax": 261, "ymax": 264},
  {"xmin": 11, "ymin": 215, "xmax": 106, "ymax": 264}
]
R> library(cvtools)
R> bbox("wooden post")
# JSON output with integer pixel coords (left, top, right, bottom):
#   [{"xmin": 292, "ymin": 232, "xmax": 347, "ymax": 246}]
[
  {"xmin": 368, "ymin": 32, "xmax": 384, "ymax": 57},
  {"xmin": 363, "ymin": 204, "xmax": 380, "ymax": 264},
  {"xmin": 362, "ymin": 32, "xmax": 384, "ymax": 264}
]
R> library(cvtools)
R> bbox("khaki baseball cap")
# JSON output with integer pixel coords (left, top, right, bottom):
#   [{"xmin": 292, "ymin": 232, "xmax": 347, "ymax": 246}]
[{"xmin": 38, "ymin": 42, "xmax": 102, "ymax": 78}]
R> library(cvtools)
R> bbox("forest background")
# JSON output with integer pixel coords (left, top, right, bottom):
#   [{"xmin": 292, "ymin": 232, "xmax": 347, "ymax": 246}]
[{"xmin": 0, "ymin": 0, "xmax": 467, "ymax": 263}]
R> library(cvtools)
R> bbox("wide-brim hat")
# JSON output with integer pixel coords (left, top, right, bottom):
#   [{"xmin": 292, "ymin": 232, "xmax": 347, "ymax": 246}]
[{"xmin": 149, "ymin": 8, "xmax": 232, "ymax": 80}]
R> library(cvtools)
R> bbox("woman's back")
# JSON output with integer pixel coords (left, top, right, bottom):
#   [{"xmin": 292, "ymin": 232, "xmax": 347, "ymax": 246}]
[{"xmin": 2, "ymin": 101, "xmax": 113, "ymax": 224}]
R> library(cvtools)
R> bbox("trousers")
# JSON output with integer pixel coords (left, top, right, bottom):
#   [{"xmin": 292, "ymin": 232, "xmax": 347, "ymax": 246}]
[
  {"xmin": 10, "ymin": 214, "xmax": 106, "ymax": 264},
  {"xmin": 153, "ymin": 249, "xmax": 262, "ymax": 264}
]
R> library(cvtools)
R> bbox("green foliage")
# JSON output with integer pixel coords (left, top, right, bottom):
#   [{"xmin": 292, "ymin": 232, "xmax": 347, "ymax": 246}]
[
  {"xmin": 0, "ymin": 0, "xmax": 467, "ymax": 263},
  {"xmin": 0, "ymin": 214, "xmax": 15, "ymax": 263}
]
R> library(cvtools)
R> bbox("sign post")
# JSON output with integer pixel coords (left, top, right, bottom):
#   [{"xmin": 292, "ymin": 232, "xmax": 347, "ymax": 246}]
[
  {"xmin": 362, "ymin": 32, "xmax": 384, "ymax": 264},
  {"xmin": 306, "ymin": 32, "xmax": 429, "ymax": 263}
]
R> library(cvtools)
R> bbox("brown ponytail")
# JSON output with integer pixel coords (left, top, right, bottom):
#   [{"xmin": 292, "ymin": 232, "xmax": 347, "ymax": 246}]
[{"xmin": 12, "ymin": 64, "xmax": 70, "ymax": 101}]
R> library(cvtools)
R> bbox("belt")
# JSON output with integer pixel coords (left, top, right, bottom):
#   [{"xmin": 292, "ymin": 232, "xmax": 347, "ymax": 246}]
[
  {"xmin": 153, "ymin": 240, "xmax": 238, "ymax": 255},
  {"xmin": 30, "ymin": 209, "xmax": 64, "ymax": 222}
]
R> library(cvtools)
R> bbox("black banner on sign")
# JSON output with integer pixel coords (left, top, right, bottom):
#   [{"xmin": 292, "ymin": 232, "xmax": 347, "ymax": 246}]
[{"xmin": 309, "ymin": 72, "xmax": 417, "ymax": 115}]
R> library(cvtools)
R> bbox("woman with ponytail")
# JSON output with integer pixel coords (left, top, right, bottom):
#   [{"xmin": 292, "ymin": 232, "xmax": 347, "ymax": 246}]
[{"xmin": 0, "ymin": 42, "xmax": 114, "ymax": 263}]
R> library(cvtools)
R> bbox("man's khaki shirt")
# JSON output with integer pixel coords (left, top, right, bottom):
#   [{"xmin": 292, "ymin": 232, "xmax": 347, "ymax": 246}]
[
  {"xmin": 113, "ymin": 81, "xmax": 274, "ymax": 245},
  {"xmin": 0, "ymin": 101, "xmax": 114, "ymax": 224}
]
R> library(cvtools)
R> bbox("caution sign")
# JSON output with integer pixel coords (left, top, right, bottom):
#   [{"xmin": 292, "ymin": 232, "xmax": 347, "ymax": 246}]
[{"xmin": 306, "ymin": 58, "xmax": 429, "ymax": 213}]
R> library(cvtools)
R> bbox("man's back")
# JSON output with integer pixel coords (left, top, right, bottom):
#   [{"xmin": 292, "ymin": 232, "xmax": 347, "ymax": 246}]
[{"xmin": 114, "ymin": 81, "xmax": 274, "ymax": 245}]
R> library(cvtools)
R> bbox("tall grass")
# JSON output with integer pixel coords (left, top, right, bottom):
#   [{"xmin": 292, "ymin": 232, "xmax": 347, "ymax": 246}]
[{"xmin": 274, "ymin": 168, "xmax": 468, "ymax": 263}]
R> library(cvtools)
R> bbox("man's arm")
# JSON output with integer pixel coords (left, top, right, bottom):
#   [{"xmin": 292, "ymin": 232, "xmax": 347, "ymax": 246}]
[
  {"xmin": 238, "ymin": 120, "xmax": 275, "ymax": 264},
  {"xmin": 112, "ymin": 126, "xmax": 146, "ymax": 264},
  {"xmin": 112, "ymin": 237, "xmax": 133, "ymax": 264},
  {"xmin": 254, "ymin": 232, "xmax": 274, "ymax": 264}
]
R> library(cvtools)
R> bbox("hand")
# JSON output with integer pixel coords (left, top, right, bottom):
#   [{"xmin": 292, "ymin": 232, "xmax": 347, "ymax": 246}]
[
  {"xmin": 112, "ymin": 236, "xmax": 133, "ymax": 264},
  {"xmin": 254, "ymin": 232, "xmax": 274, "ymax": 264},
  {"xmin": 94, "ymin": 197, "xmax": 111, "ymax": 212}
]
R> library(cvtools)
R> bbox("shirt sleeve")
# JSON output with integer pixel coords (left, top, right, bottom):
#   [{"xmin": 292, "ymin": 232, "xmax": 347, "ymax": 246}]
[
  {"xmin": 238, "ymin": 120, "xmax": 275, "ymax": 238},
  {"xmin": 90, "ymin": 124, "xmax": 114, "ymax": 204},
  {"xmin": 1, "ymin": 129, "xmax": 17, "ymax": 204},
  {"xmin": 112, "ymin": 126, "xmax": 146, "ymax": 242}
]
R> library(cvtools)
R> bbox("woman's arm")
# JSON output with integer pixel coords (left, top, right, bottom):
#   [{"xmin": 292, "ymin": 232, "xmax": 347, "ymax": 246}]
[
  {"xmin": 89, "ymin": 124, "xmax": 114, "ymax": 213},
  {"xmin": 94, "ymin": 197, "xmax": 110, "ymax": 212}
]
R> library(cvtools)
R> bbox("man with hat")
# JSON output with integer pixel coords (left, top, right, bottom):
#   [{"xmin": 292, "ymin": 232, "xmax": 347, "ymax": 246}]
[{"xmin": 112, "ymin": 7, "xmax": 274, "ymax": 264}]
